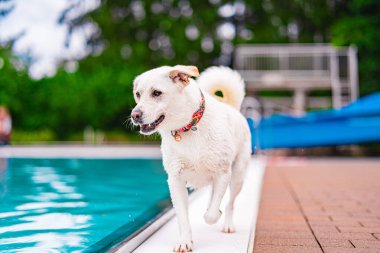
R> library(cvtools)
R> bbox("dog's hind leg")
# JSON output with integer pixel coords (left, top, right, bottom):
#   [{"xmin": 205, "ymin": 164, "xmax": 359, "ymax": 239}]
[
  {"xmin": 204, "ymin": 170, "xmax": 231, "ymax": 225},
  {"xmin": 222, "ymin": 156, "xmax": 249, "ymax": 233}
]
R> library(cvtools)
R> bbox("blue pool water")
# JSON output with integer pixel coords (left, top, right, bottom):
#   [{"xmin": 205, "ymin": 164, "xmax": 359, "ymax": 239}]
[{"xmin": 0, "ymin": 158, "xmax": 170, "ymax": 253}]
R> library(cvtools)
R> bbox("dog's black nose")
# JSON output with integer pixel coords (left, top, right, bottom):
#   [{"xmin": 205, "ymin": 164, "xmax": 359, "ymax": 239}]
[{"xmin": 131, "ymin": 109, "xmax": 143, "ymax": 123}]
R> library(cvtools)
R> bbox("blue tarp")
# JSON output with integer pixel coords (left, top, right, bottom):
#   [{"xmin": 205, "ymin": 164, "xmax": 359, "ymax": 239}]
[{"xmin": 248, "ymin": 92, "xmax": 380, "ymax": 150}]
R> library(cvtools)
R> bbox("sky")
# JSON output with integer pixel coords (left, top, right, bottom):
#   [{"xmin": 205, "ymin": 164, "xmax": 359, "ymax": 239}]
[
  {"xmin": 0, "ymin": 0, "xmax": 244, "ymax": 79},
  {"xmin": 0, "ymin": 0, "xmax": 100, "ymax": 79}
]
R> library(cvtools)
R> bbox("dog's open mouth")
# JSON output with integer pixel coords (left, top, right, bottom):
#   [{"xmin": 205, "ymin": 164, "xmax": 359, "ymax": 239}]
[{"xmin": 140, "ymin": 114, "xmax": 165, "ymax": 133}]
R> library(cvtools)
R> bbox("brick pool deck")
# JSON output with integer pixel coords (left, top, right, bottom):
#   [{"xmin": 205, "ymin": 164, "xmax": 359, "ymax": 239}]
[{"xmin": 253, "ymin": 158, "xmax": 380, "ymax": 253}]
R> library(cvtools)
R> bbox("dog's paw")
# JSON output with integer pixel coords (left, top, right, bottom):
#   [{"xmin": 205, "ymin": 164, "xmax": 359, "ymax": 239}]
[
  {"xmin": 222, "ymin": 225, "xmax": 236, "ymax": 233},
  {"xmin": 173, "ymin": 242, "xmax": 193, "ymax": 252},
  {"xmin": 204, "ymin": 209, "xmax": 222, "ymax": 225}
]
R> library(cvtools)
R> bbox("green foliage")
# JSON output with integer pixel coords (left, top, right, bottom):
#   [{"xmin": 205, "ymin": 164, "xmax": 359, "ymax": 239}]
[
  {"xmin": 11, "ymin": 129, "xmax": 55, "ymax": 144},
  {"xmin": 1, "ymin": 0, "xmax": 378, "ymax": 141},
  {"xmin": 332, "ymin": 0, "xmax": 380, "ymax": 95},
  {"xmin": 242, "ymin": 0, "xmax": 348, "ymax": 43}
]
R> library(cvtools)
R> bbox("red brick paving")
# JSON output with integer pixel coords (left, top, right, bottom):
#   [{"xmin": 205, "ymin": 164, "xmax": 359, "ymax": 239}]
[{"xmin": 253, "ymin": 158, "xmax": 380, "ymax": 253}]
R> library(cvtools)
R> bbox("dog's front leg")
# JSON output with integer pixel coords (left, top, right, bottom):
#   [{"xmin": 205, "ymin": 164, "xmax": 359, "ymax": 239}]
[
  {"xmin": 204, "ymin": 171, "xmax": 231, "ymax": 225},
  {"xmin": 168, "ymin": 176, "xmax": 193, "ymax": 252}
]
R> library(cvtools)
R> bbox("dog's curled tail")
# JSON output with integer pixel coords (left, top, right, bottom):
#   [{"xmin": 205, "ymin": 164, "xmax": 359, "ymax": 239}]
[{"xmin": 197, "ymin": 66, "xmax": 245, "ymax": 110}]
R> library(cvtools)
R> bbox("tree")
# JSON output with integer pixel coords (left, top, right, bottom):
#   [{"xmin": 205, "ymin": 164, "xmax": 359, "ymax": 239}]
[
  {"xmin": 0, "ymin": 0, "xmax": 357, "ymax": 140},
  {"xmin": 0, "ymin": 0, "xmax": 14, "ymax": 20},
  {"xmin": 332, "ymin": 0, "xmax": 380, "ymax": 96}
]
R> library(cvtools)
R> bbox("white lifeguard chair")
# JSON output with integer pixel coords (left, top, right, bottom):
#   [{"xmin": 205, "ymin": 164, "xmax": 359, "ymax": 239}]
[{"xmin": 234, "ymin": 44, "xmax": 359, "ymax": 115}]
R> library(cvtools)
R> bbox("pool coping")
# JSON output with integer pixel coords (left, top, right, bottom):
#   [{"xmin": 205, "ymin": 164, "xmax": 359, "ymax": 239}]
[
  {"xmin": 114, "ymin": 156, "xmax": 267, "ymax": 253},
  {"xmin": 0, "ymin": 145, "xmax": 162, "ymax": 158},
  {"xmin": 107, "ymin": 190, "xmax": 204, "ymax": 253},
  {"xmin": 107, "ymin": 206, "xmax": 175, "ymax": 253}
]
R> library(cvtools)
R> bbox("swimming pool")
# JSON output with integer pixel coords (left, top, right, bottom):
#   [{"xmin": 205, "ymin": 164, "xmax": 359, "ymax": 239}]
[{"xmin": 0, "ymin": 157, "xmax": 170, "ymax": 253}]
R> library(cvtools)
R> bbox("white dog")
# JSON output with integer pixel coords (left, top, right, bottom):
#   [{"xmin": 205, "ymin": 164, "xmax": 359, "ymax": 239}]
[{"xmin": 131, "ymin": 65, "xmax": 251, "ymax": 252}]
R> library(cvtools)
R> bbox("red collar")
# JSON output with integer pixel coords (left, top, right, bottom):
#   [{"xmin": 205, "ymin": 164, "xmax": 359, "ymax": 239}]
[{"xmin": 171, "ymin": 91, "xmax": 205, "ymax": 142}]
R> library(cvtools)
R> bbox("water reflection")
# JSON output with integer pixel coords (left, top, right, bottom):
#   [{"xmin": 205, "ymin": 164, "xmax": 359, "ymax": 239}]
[
  {"xmin": 16, "ymin": 201, "xmax": 87, "ymax": 210},
  {"xmin": 0, "ymin": 159, "xmax": 91, "ymax": 252},
  {"xmin": 0, "ymin": 213, "xmax": 90, "ymax": 233},
  {"xmin": 0, "ymin": 158, "xmax": 170, "ymax": 253},
  {"xmin": 0, "ymin": 231, "xmax": 87, "ymax": 253}
]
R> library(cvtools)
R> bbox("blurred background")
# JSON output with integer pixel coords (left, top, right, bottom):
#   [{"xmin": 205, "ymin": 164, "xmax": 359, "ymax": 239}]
[{"xmin": 0, "ymin": 0, "xmax": 379, "ymax": 154}]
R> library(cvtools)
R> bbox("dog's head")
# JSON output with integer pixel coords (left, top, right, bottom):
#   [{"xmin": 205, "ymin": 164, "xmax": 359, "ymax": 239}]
[{"xmin": 131, "ymin": 65, "xmax": 199, "ymax": 135}]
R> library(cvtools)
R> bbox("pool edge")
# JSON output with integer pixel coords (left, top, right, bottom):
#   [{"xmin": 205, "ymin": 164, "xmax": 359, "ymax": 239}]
[
  {"xmin": 247, "ymin": 156, "xmax": 267, "ymax": 253},
  {"xmin": 110, "ymin": 190, "xmax": 204, "ymax": 253},
  {"xmin": 0, "ymin": 145, "xmax": 162, "ymax": 159},
  {"xmin": 115, "ymin": 156, "xmax": 267, "ymax": 253}
]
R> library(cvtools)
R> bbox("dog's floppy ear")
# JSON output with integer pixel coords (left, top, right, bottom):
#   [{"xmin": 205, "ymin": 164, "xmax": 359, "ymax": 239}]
[{"xmin": 169, "ymin": 65, "xmax": 199, "ymax": 86}]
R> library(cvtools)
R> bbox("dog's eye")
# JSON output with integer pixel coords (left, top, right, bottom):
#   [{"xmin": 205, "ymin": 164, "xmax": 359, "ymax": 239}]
[
  {"xmin": 152, "ymin": 90, "xmax": 162, "ymax": 97},
  {"xmin": 135, "ymin": 92, "xmax": 141, "ymax": 98}
]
